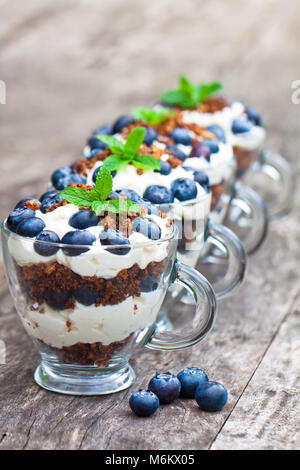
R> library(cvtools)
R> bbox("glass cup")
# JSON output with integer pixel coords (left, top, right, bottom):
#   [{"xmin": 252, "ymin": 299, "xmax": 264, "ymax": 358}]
[
  {"xmin": 232, "ymin": 132, "xmax": 293, "ymax": 220},
  {"xmin": 1, "ymin": 221, "xmax": 216, "ymax": 396},
  {"xmin": 194, "ymin": 156, "xmax": 268, "ymax": 257},
  {"xmin": 156, "ymin": 192, "xmax": 247, "ymax": 303},
  {"xmin": 241, "ymin": 149, "xmax": 294, "ymax": 220}
]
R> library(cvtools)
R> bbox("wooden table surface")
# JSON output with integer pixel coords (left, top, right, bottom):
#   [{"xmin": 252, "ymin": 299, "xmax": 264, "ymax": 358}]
[{"xmin": 0, "ymin": 0, "xmax": 299, "ymax": 450}]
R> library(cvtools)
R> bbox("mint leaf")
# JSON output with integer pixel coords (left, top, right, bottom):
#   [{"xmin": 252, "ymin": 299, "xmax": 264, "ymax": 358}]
[
  {"xmin": 132, "ymin": 153, "xmax": 161, "ymax": 171},
  {"xmin": 95, "ymin": 135, "xmax": 125, "ymax": 156},
  {"xmin": 102, "ymin": 155, "xmax": 128, "ymax": 171},
  {"xmin": 132, "ymin": 107, "xmax": 174, "ymax": 125},
  {"xmin": 59, "ymin": 165, "xmax": 143, "ymax": 215},
  {"xmin": 179, "ymin": 76, "xmax": 195, "ymax": 98},
  {"xmin": 59, "ymin": 187, "xmax": 95, "ymax": 207},
  {"xmin": 160, "ymin": 89, "xmax": 188, "ymax": 106},
  {"xmin": 161, "ymin": 77, "xmax": 223, "ymax": 108},
  {"xmin": 92, "ymin": 199, "xmax": 141, "ymax": 215},
  {"xmin": 197, "ymin": 82, "xmax": 223, "ymax": 103},
  {"xmin": 124, "ymin": 127, "xmax": 145, "ymax": 155},
  {"xmin": 96, "ymin": 127, "xmax": 161, "ymax": 174},
  {"xmin": 94, "ymin": 166, "xmax": 112, "ymax": 201},
  {"xmin": 131, "ymin": 108, "xmax": 153, "ymax": 122}
]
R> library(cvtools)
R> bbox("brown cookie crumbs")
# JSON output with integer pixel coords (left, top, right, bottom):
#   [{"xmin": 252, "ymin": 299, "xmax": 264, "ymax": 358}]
[
  {"xmin": 45, "ymin": 199, "xmax": 67, "ymax": 213},
  {"xmin": 210, "ymin": 180, "xmax": 226, "ymax": 211},
  {"xmin": 25, "ymin": 200, "xmax": 41, "ymax": 211},
  {"xmin": 37, "ymin": 336, "xmax": 132, "ymax": 367},
  {"xmin": 16, "ymin": 259, "xmax": 167, "ymax": 309},
  {"xmin": 197, "ymin": 96, "xmax": 229, "ymax": 113}
]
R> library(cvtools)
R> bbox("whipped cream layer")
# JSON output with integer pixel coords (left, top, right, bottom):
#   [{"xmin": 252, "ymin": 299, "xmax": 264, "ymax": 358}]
[
  {"xmin": 8, "ymin": 204, "xmax": 172, "ymax": 279},
  {"xmin": 21, "ymin": 289, "xmax": 164, "ymax": 348},
  {"xmin": 180, "ymin": 142, "xmax": 235, "ymax": 186},
  {"xmin": 182, "ymin": 101, "xmax": 266, "ymax": 152}
]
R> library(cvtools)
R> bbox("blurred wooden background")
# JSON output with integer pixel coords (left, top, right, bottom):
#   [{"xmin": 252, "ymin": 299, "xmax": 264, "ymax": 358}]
[{"xmin": 0, "ymin": 0, "xmax": 299, "ymax": 450}]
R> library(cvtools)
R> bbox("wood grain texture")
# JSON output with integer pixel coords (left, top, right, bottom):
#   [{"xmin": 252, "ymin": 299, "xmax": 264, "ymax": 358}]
[{"xmin": 0, "ymin": 0, "xmax": 299, "ymax": 450}]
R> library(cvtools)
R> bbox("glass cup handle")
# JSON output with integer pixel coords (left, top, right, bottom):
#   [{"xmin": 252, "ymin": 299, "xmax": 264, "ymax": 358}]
[
  {"xmin": 146, "ymin": 261, "xmax": 216, "ymax": 351},
  {"xmin": 230, "ymin": 183, "xmax": 269, "ymax": 255},
  {"xmin": 204, "ymin": 222, "xmax": 247, "ymax": 300},
  {"xmin": 254, "ymin": 149, "xmax": 294, "ymax": 220}
]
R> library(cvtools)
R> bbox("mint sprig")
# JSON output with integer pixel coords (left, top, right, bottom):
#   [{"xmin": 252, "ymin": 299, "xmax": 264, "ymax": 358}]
[
  {"xmin": 131, "ymin": 107, "xmax": 175, "ymax": 125},
  {"xmin": 59, "ymin": 166, "xmax": 141, "ymax": 215},
  {"xmin": 95, "ymin": 127, "xmax": 161, "ymax": 172},
  {"xmin": 160, "ymin": 76, "xmax": 223, "ymax": 109}
]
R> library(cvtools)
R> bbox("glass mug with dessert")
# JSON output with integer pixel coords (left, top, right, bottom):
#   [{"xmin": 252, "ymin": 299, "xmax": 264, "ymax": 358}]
[
  {"xmin": 1, "ymin": 168, "xmax": 217, "ymax": 395},
  {"xmin": 159, "ymin": 76, "xmax": 293, "ymax": 221},
  {"xmin": 79, "ymin": 103, "xmax": 267, "ymax": 255},
  {"xmin": 51, "ymin": 126, "xmax": 247, "ymax": 304}
]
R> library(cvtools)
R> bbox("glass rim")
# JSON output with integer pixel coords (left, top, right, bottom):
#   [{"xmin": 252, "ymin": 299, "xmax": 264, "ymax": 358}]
[{"xmin": 1, "ymin": 218, "xmax": 178, "ymax": 250}]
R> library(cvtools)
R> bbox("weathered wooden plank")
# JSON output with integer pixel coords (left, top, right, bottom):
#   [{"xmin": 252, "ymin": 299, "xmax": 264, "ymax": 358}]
[
  {"xmin": 0, "ymin": 0, "xmax": 299, "ymax": 450},
  {"xmin": 211, "ymin": 294, "xmax": 300, "ymax": 450}
]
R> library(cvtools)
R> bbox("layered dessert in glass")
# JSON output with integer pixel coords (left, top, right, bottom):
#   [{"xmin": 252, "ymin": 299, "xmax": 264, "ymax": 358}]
[
  {"xmin": 80, "ymin": 110, "xmax": 235, "ymax": 220},
  {"xmin": 52, "ymin": 126, "xmax": 212, "ymax": 270},
  {"xmin": 3, "ymin": 176, "xmax": 174, "ymax": 368},
  {"xmin": 160, "ymin": 76, "xmax": 266, "ymax": 179}
]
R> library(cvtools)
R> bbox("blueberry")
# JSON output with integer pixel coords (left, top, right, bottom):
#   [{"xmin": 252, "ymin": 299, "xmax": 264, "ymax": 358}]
[
  {"xmin": 245, "ymin": 107, "xmax": 262, "ymax": 126},
  {"xmin": 140, "ymin": 274, "xmax": 158, "ymax": 292},
  {"xmin": 193, "ymin": 171, "xmax": 210, "ymax": 190},
  {"xmin": 190, "ymin": 142, "xmax": 211, "ymax": 161},
  {"xmin": 92, "ymin": 167, "xmax": 100, "ymax": 184},
  {"xmin": 34, "ymin": 230, "xmax": 60, "ymax": 256},
  {"xmin": 14, "ymin": 198, "xmax": 41, "ymax": 210},
  {"xmin": 92, "ymin": 124, "xmax": 113, "ymax": 136},
  {"xmin": 112, "ymin": 114, "xmax": 135, "ymax": 134},
  {"xmin": 195, "ymin": 381, "xmax": 228, "ymax": 412},
  {"xmin": 99, "ymin": 229, "xmax": 130, "ymax": 255},
  {"xmin": 129, "ymin": 390, "xmax": 159, "ymax": 417},
  {"xmin": 51, "ymin": 167, "xmax": 72, "ymax": 187},
  {"xmin": 7, "ymin": 208, "xmax": 36, "ymax": 233},
  {"xmin": 171, "ymin": 177, "xmax": 197, "ymax": 201},
  {"xmin": 16, "ymin": 217, "xmax": 45, "ymax": 238},
  {"xmin": 167, "ymin": 145, "xmax": 186, "ymax": 162},
  {"xmin": 116, "ymin": 189, "xmax": 143, "ymax": 204},
  {"xmin": 69, "ymin": 210, "xmax": 99, "ymax": 230},
  {"xmin": 61, "ymin": 230, "xmax": 96, "ymax": 256},
  {"xmin": 141, "ymin": 201, "xmax": 160, "ymax": 216},
  {"xmin": 170, "ymin": 128, "xmax": 191, "ymax": 146},
  {"xmin": 40, "ymin": 193, "xmax": 64, "ymax": 214},
  {"xmin": 232, "ymin": 118, "xmax": 253, "ymax": 134},
  {"xmin": 73, "ymin": 287, "xmax": 97, "ymax": 306},
  {"xmin": 154, "ymin": 161, "xmax": 171, "ymax": 175},
  {"xmin": 107, "ymin": 191, "xmax": 123, "ymax": 200},
  {"xmin": 177, "ymin": 367, "xmax": 209, "ymax": 398},
  {"xmin": 206, "ymin": 125, "xmax": 226, "ymax": 143},
  {"xmin": 144, "ymin": 127, "xmax": 158, "ymax": 146},
  {"xmin": 44, "ymin": 290, "xmax": 70, "ymax": 310},
  {"xmin": 40, "ymin": 190, "xmax": 59, "ymax": 203},
  {"xmin": 182, "ymin": 166, "xmax": 194, "ymax": 172},
  {"xmin": 143, "ymin": 185, "xmax": 174, "ymax": 204},
  {"xmin": 54, "ymin": 173, "xmax": 86, "ymax": 191},
  {"xmin": 133, "ymin": 217, "xmax": 161, "ymax": 240},
  {"xmin": 148, "ymin": 372, "xmax": 181, "ymax": 404},
  {"xmin": 87, "ymin": 148, "xmax": 105, "ymax": 161},
  {"xmin": 202, "ymin": 139, "xmax": 219, "ymax": 153},
  {"xmin": 87, "ymin": 136, "xmax": 108, "ymax": 151}
]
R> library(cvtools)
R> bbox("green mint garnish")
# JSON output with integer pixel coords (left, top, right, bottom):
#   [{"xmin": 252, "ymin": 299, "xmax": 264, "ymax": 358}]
[
  {"xmin": 59, "ymin": 166, "xmax": 141, "ymax": 215},
  {"xmin": 131, "ymin": 107, "xmax": 175, "ymax": 125},
  {"xmin": 160, "ymin": 76, "xmax": 223, "ymax": 109},
  {"xmin": 95, "ymin": 127, "xmax": 161, "ymax": 172}
]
